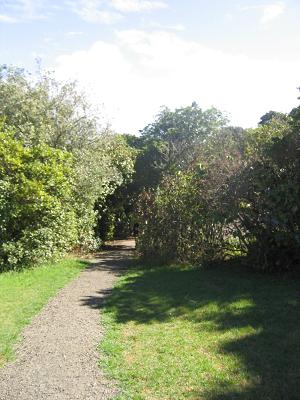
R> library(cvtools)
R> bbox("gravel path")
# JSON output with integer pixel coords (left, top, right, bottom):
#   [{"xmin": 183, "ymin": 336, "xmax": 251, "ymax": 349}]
[{"xmin": 0, "ymin": 240, "xmax": 134, "ymax": 400}]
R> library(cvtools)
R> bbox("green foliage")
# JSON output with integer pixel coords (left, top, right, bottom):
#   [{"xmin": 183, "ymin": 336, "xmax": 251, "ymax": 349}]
[
  {"xmin": 0, "ymin": 65, "xmax": 98, "ymax": 149},
  {"xmin": 137, "ymin": 126, "xmax": 245, "ymax": 264},
  {"xmin": 95, "ymin": 135, "xmax": 137, "ymax": 241},
  {"xmin": 97, "ymin": 186, "xmax": 135, "ymax": 241},
  {"xmin": 259, "ymin": 110, "xmax": 289, "ymax": 126},
  {"xmin": 1, "ymin": 64, "xmax": 299, "ymax": 271},
  {"xmin": 0, "ymin": 66, "xmax": 136, "ymax": 253},
  {"xmin": 231, "ymin": 115, "xmax": 300, "ymax": 269},
  {"xmin": 139, "ymin": 103, "xmax": 228, "ymax": 180},
  {"xmin": 99, "ymin": 104, "xmax": 228, "ymax": 242},
  {"xmin": 0, "ymin": 127, "xmax": 77, "ymax": 270},
  {"xmin": 92, "ymin": 134, "xmax": 137, "ymax": 241},
  {"xmin": 137, "ymin": 107, "xmax": 300, "ymax": 271},
  {"xmin": 73, "ymin": 134, "xmax": 136, "ymax": 248}
]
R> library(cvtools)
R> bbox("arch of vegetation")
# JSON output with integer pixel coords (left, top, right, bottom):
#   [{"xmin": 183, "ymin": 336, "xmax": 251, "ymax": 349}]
[{"xmin": 1, "ymin": 65, "xmax": 299, "ymax": 272}]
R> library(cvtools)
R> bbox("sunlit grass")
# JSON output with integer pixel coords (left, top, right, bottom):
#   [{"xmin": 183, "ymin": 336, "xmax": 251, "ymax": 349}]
[
  {"xmin": 0, "ymin": 258, "xmax": 87, "ymax": 367},
  {"xmin": 100, "ymin": 263, "xmax": 300, "ymax": 399}
]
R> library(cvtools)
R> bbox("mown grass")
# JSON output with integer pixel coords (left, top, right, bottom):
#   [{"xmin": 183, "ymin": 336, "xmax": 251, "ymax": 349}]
[
  {"xmin": 0, "ymin": 258, "xmax": 87, "ymax": 367},
  {"xmin": 99, "ymin": 262, "xmax": 300, "ymax": 400}
]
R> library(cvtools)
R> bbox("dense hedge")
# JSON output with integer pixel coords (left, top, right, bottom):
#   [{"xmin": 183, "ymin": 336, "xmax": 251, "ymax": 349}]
[{"xmin": 137, "ymin": 109, "xmax": 300, "ymax": 271}]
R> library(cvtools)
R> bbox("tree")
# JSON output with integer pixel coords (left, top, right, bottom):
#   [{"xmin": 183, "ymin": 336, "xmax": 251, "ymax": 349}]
[
  {"xmin": 0, "ymin": 66, "xmax": 136, "ymax": 250},
  {"xmin": 137, "ymin": 100, "xmax": 300, "ymax": 271},
  {"xmin": 0, "ymin": 65, "xmax": 99, "ymax": 149},
  {"xmin": 259, "ymin": 111, "xmax": 288, "ymax": 126},
  {"xmin": 139, "ymin": 103, "xmax": 228, "ymax": 176}
]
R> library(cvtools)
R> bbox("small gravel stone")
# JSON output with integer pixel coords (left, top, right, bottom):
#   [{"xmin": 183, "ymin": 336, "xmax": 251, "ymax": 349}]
[{"xmin": 0, "ymin": 240, "xmax": 134, "ymax": 400}]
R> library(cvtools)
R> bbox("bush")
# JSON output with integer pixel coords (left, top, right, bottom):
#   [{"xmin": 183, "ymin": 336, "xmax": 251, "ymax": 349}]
[
  {"xmin": 137, "ymin": 113, "xmax": 300, "ymax": 271},
  {"xmin": 0, "ymin": 127, "xmax": 77, "ymax": 270},
  {"xmin": 229, "ymin": 119, "xmax": 300, "ymax": 270},
  {"xmin": 0, "ymin": 66, "xmax": 137, "ymax": 252},
  {"xmin": 137, "ymin": 168, "xmax": 227, "ymax": 264}
]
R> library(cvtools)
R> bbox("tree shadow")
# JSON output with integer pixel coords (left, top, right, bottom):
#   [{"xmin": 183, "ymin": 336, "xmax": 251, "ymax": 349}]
[
  {"xmin": 85, "ymin": 251, "xmax": 133, "ymax": 274},
  {"xmin": 80, "ymin": 240, "xmax": 136, "ymax": 309},
  {"xmin": 90, "ymin": 260, "xmax": 300, "ymax": 399}
]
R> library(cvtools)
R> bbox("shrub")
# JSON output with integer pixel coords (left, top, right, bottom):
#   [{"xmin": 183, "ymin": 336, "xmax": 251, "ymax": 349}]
[
  {"xmin": 137, "ymin": 113, "xmax": 300, "ymax": 271},
  {"xmin": 0, "ymin": 127, "xmax": 77, "ymax": 270},
  {"xmin": 0, "ymin": 66, "xmax": 136, "ymax": 251},
  {"xmin": 229, "ymin": 119, "xmax": 300, "ymax": 270}
]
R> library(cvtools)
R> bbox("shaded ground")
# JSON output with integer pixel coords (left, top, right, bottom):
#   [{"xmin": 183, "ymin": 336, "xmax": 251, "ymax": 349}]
[
  {"xmin": 98, "ymin": 261, "xmax": 300, "ymax": 400},
  {"xmin": 0, "ymin": 240, "xmax": 134, "ymax": 400}
]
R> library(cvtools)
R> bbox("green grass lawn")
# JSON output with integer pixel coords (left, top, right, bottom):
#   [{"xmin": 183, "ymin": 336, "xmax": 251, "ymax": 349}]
[
  {"xmin": 0, "ymin": 258, "xmax": 86, "ymax": 367},
  {"xmin": 100, "ymin": 262, "xmax": 300, "ymax": 400}
]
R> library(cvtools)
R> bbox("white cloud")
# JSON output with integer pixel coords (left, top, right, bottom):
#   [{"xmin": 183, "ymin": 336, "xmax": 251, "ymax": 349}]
[
  {"xmin": 146, "ymin": 21, "xmax": 185, "ymax": 31},
  {"xmin": 0, "ymin": 0, "xmax": 48, "ymax": 22},
  {"xmin": 260, "ymin": 2, "xmax": 285, "ymax": 24},
  {"xmin": 66, "ymin": 31, "xmax": 84, "ymax": 36},
  {"xmin": 68, "ymin": 0, "xmax": 122, "ymax": 23},
  {"xmin": 68, "ymin": 0, "xmax": 167, "ymax": 22},
  {"xmin": 110, "ymin": 0, "xmax": 167, "ymax": 12},
  {"xmin": 19, "ymin": 0, "xmax": 44, "ymax": 19},
  {"xmin": 0, "ymin": 14, "xmax": 18, "ymax": 23},
  {"xmin": 55, "ymin": 29, "xmax": 300, "ymax": 134},
  {"xmin": 86, "ymin": 9, "xmax": 122, "ymax": 23},
  {"xmin": 166, "ymin": 23, "xmax": 185, "ymax": 31},
  {"xmin": 241, "ymin": 2, "xmax": 286, "ymax": 25}
]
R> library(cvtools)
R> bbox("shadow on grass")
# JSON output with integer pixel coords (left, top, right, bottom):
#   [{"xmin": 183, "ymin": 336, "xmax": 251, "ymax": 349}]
[{"xmin": 82, "ymin": 259, "xmax": 300, "ymax": 399}]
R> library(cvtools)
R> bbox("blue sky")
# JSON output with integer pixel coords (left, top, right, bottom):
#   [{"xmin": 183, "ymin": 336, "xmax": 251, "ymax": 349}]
[{"xmin": 1, "ymin": 0, "xmax": 300, "ymax": 133}]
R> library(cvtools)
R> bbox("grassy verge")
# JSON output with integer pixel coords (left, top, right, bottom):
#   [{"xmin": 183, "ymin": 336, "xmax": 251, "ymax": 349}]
[
  {"xmin": 100, "ymin": 262, "xmax": 300, "ymax": 400},
  {"xmin": 0, "ymin": 258, "xmax": 87, "ymax": 367}
]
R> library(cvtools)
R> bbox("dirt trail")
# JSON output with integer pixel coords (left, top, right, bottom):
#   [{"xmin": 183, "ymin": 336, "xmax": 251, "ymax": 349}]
[{"xmin": 0, "ymin": 240, "xmax": 135, "ymax": 400}]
